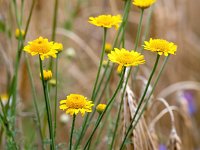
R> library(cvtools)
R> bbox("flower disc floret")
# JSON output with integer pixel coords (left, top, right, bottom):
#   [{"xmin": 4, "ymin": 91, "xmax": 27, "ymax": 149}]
[
  {"xmin": 143, "ymin": 38, "xmax": 177, "ymax": 56},
  {"xmin": 133, "ymin": 0, "xmax": 156, "ymax": 9},
  {"xmin": 23, "ymin": 37, "xmax": 63, "ymax": 60},
  {"xmin": 89, "ymin": 15, "xmax": 122, "ymax": 30},
  {"xmin": 108, "ymin": 48, "xmax": 145, "ymax": 67},
  {"xmin": 59, "ymin": 94, "xmax": 94, "ymax": 116}
]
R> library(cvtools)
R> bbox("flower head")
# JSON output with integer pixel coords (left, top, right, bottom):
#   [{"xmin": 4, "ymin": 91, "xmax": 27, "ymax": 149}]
[
  {"xmin": 40, "ymin": 70, "xmax": 52, "ymax": 80},
  {"xmin": 143, "ymin": 38, "xmax": 177, "ymax": 56},
  {"xmin": 89, "ymin": 15, "xmax": 122, "ymax": 30},
  {"xmin": 15, "ymin": 28, "xmax": 25, "ymax": 39},
  {"xmin": 23, "ymin": 36, "xmax": 63, "ymax": 60},
  {"xmin": 59, "ymin": 94, "xmax": 94, "ymax": 116},
  {"xmin": 0, "ymin": 93, "xmax": 8, "ymax": 106},
  {"xmin": 133, "ymin": 0, "xmax": 156, "ymax": 9},
  {"xmin": 108, "ymin": 48, "xmax": 145, "ymax": 67},
  {"xmin": 96, "ymin": 104, "xmax": 107, "ymax": 114},
  {"xmin": 105, "ymin": 43, "xmax": 112, "ymax": 53}
]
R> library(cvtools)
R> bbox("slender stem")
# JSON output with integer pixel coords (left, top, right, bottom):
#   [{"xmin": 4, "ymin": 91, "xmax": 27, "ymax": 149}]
[
  {"xmin": 24, "ymin": 0, "xmax": 35, "ymax": 39},
  {"xmin": 134, "ymin": 9, "xmax": 144, "ymax": 50},
  {"xmin": 83, "ymin": 67, "xmax": 126, "ymax": 150},
  {"xmin": 91, "ymin": 28, "xmax": 107, "ymax": 100},
  {"xmin": 120, "ymin": 54, "xmax": 160, "ymax": 150},
  {"xmin": 91, "ymin": 104, "xmax": 112, "ymax": 149},
  {"xmin": 130, "ymin": 56, "xmax": 170, "ymax": 133},
  {"xmin": 69, "ymin": 115, "xmax": 76, "ymax": 150},
  {"xmin": 132, "ymin": 6, "xmax": 154, "ymax": 88},
  {"xmin": 73, "ymin": 28, "xmax": 107, "ymax": 149},
  {"xmin": 109, "ymin": 68, "xmax": 131, "ymax": 149},
  {"xmin": 25, "ymin": 55, "xmax": 44, "ymax": 150},
  {"xmin": 93, "ymin": 65, "xmax": 108, "ymax": 99},
  {"xmin": 146, "ymin": 56, "xmax": 169, "ymax": 100},
  {"xmin": 54, "ymin": 56, "xmax": 59, "ymax": 141},
  {"xmin": 6, "ymin": 0, "xmax": 35, "ymax": 111},
  {"xmin": 49, "ymin": 0, "xmax": 59, "ymax": 70},
  {"xmin": 51, "ymin": 0, "xmax": 58, "ymax": 41},
  {"xmin": 39, "ymin": 57, "xmax": 55, "ymax": 150}
]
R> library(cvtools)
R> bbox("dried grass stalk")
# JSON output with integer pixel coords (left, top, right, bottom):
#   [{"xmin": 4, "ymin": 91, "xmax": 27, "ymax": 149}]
[{"xmin": 121, "ymin": 85, "xmax": 156, "ymax": 150}]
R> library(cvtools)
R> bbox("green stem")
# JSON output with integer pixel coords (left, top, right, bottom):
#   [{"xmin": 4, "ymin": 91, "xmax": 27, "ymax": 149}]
[
  {"xmin": 134, "ymin": 9, "xmax": 144, "ymax": 50},
  {"xmin": 54, "ymin": 56, "xmax": 59, "ymax": 141},
  {"xmin": 109, "ymin": 68, "xmax": 131, "ymax": 150},
  {"xmin": 25, "ymin": 55, "xmax": 44, "ymax": 150},
  {"xmin": 39, "ymin": 57, "xmax": 55, "ymax": 150},
  {"xmin": 91, "ymin": 28, "xmax": 107, "ymax": 100},
  {"xmin": 49, "ymin": 0, "xmax": 59, "ymax": 70},
  {"xmin": 73, "ymin": 28, "xmax": 107, "ymax": 149},
  {"xmin": 114, "ymin": 55, "xmax": 169, "ymax": 148},
  {"xmin": 120, "ymin": 54, "xmax": 160, "ymax": 150},
  {"xmin": 129, "ymin": 56, "xmax": 170, "ymax": 138},
  {"xmin": 69, "ymin": 115, "xmax": 76, "ymax": 150},
  {"xmin": 132, "ymin": 6, "xmax": 154, "ymax": 89},
  {"xmin": 90, "ymin": 105, "xmax": 112, "ymax": 149},
  {"xmin": 146, "ymin": 56, "xmax": 169, "ymax": 100},
  {"xmin": 83, "ymin": 67, "xmax": 126, "ymax": 150}
]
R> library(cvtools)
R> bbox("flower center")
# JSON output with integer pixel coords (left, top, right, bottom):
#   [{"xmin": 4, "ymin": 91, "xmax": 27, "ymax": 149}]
[{"xmin": 66, "ymin": 96, "xmax": 87, "ymax": 109}]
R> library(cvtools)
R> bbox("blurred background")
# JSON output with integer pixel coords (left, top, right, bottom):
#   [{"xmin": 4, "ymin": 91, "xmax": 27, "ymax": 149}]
[{"xmin": 0, "ymin": 0, "xmax": 200, "ymax": 149}]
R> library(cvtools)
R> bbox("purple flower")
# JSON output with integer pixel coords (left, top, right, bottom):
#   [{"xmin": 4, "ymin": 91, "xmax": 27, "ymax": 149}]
[
  {"xmin": 159, "ymin": 144, "xmax": 167, "ymax": 150},
  {"xmin": 183, "ymin": 91, "xmax": 197, "ymax": 115}
]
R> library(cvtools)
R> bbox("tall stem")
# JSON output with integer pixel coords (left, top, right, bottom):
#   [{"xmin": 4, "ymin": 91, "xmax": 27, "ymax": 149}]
[
  {"xmin": 74, "ymin": 28, "xmax": 107, "ymax": 149},
  {"xmin": 129, "ymin": 56, "xmax": 170, "ymax": 138},
  {"xmin": 134, "ymin": 9, "xmax": 144, "ymax": 50},
  {"xmin": 109, "ymin": 68, "xmax": 131, "ymax": 149},
  {"xmin": 39, "ymin": 57, "xmax": 55, "ymax": 150},
  {"xmin": 49, "ymin": 0, "xmax": 59, "ymax": 70},
  {"xmin": 69, "ymin": 115, "xmax": 76, "ymax": 150},
  {"xmin": 25, "ymin": 55, "xmax": 44, "ymax": 149},
  {"xmin": 91, "ymin": 28, "xmax": 107, "ymax": 100},
  {"xmin": 54, "ymin": 56, "xmax": 59, "ymax": 141},
  {"xmin": 120, "ymin": 54, "xmax": 160, "ymax": 150},
  {"xmin": 83, "ymin": 67, "xmax": 126, "ymax": 150}
]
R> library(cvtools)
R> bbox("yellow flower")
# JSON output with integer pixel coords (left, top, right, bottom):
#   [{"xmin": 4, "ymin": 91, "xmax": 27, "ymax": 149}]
[
  {"xmin": 96, "ymin": 104, "xmax": 107, "ymax": 114},
  {"xmin": 108, "ymin": 48, "xmax": 145, "ymax": 67},
  {"xmin": 105, "ymin": 43, "xmax": 112, "ymax": 53},
  {"xmin": 15, "ymin": 28, "xmax": 25, "ymax": 39},
  {"xmin": 133, "ymin": 0, "xmax": 156, "ymax": 9},
  {"xmin": 59, "ymin": 94, "xmax": 94, "ymax": 116},
  {"xmin": 52, "ymin": 42, "xmax": 63, "ymax": 52},
  {"xmin": 23, "ymin": 36, "xmax": 63, "ymax": 60},
  {"xmin": 143, "ymin": 38, "xmax": 177, "ymax": 56},
  {"xmin": 40, "ymin": 70, "xmax": 52, "ymax": 80},
  {"xmin": 89, "ymin": 15, "xmax": 122, "ymax": 30}
]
